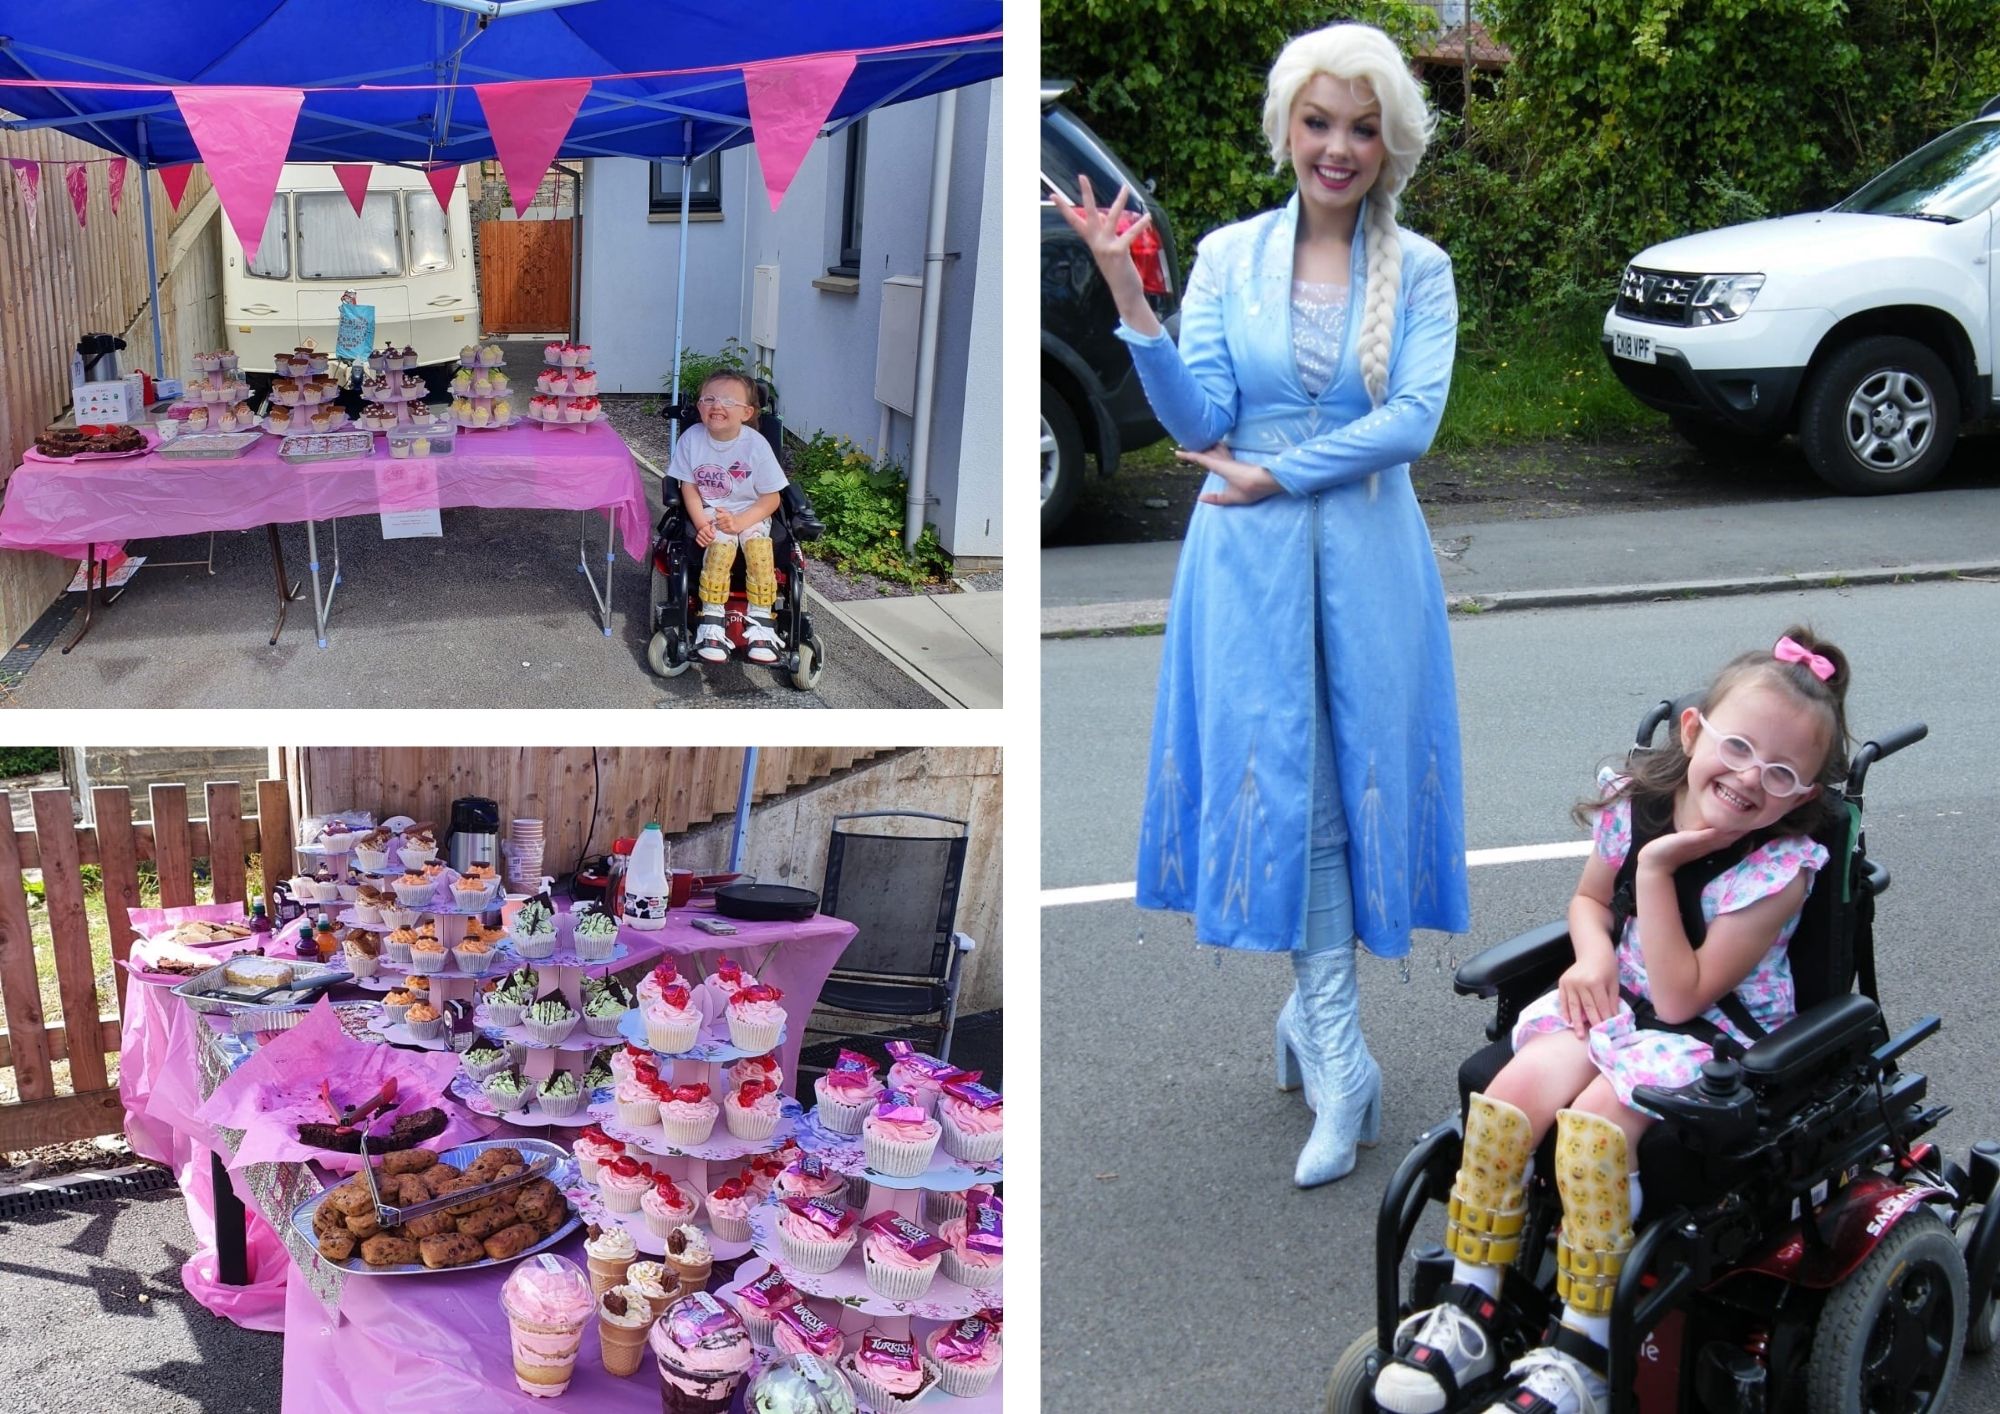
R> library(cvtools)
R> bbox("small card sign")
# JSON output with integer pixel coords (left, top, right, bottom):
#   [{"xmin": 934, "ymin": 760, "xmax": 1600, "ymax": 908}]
[
  {"xmin": 379, "ymin": 508, "xmax": 442, "ymax": 540},
  {"xmin": 375, "ymin": 460, "xmax": 443, "ymax": 539}
]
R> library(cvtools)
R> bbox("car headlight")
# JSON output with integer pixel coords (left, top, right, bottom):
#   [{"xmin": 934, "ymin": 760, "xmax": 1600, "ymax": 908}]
[{"xmin": 1690, "ymin": 274, "xmax": 1765, "ymax": 326}]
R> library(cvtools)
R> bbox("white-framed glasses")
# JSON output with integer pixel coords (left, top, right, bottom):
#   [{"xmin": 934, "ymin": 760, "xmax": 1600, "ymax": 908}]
[
  {"xmin": 1695, "ymin": 712, "xmax": 1813, "ymax": 797},
  {"xmin": 697, "ymin": 396, "xmax": 751, "ymax": 410}
]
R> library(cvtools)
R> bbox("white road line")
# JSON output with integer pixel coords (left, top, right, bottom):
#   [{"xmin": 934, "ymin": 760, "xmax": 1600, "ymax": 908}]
[{"xmin": 1041, "ymin": 840, "xmax": 1592, "ymax": 909}]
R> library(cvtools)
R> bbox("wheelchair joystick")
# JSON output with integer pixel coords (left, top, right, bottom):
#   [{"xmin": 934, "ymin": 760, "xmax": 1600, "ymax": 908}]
[
  {"xmin": 1700, "ymin": 1057, "xmax": 1744, "ymax": 1097},
  {"xmin": 1634, "ymin": 1058, "xmax": 1756, "ymax": 1151}
]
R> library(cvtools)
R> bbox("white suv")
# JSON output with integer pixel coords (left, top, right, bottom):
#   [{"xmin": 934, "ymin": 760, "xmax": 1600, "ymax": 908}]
[{"xmin": 1603, "ymin": 106, "xmax": 2000, "ymax": 493}]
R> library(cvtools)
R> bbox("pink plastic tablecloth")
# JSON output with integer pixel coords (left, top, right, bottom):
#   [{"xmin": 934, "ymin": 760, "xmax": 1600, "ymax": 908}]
[{"xmin": 0, "ymin": 421, "xmax": 649, "ymax": 562}]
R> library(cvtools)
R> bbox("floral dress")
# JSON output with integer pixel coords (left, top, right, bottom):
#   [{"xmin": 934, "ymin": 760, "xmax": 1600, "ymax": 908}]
[{"xmin": 1511, "ymin": 772, "xmax": 1829, "ymax": 1115}]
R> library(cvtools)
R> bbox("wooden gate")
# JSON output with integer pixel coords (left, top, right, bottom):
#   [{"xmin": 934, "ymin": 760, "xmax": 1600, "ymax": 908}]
[{"xmin": 477, "ymin": 220, "xmax": 573, "ymax": 333}]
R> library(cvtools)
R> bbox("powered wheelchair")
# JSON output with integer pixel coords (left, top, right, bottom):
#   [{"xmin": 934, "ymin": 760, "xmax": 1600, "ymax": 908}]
[
  {"xmin": 1327, "ymin": 699, "xmax": 2000, "ymax": 1414},
  {"xmin": 645, "ymin": 380, "xmax": 827, "ymax": 690}
]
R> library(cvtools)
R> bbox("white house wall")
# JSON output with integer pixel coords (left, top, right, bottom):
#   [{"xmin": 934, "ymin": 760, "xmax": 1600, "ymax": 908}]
[{"xmin": 577, "ymin": 82, "xmax": 1000, "ymax": 558}]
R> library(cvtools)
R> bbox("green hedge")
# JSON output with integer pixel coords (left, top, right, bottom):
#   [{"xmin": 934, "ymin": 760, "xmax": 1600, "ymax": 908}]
[
  {"xmin": 787, "ymin": 434, "xmax": 954, "ymax": 587},
  {"xmin": 0, "ymin": 748, "xmax": 59, "ymax": 779}
]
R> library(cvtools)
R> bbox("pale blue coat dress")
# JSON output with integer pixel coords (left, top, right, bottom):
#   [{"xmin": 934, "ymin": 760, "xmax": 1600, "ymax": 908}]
[{"xmin": 1122, "ymin": 194, "xmax": 1471, "ymax": 958}]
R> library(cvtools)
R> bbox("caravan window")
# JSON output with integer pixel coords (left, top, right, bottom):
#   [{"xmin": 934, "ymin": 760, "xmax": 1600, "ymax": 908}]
[
  {"xmin": 405, "ymin": 194, "xmax": 454, "ymax": 273},
  {"xmin": 297, "ymin": 192, "xmax": 403, "ymax": 279},
  {"xmin": 246, "ymin": 199, "xmax": 290, "ymax": 279}
]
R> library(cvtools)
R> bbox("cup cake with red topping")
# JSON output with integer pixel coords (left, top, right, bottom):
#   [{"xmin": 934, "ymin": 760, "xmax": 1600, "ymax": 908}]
[
  {"xmin": 725, "ymin": 984, "xmax": 786, "ymax": 1054},
  {"xmin": 640, "ymin": 1173, "xmax": 700, "ymax": 1237},
  {"xmin": 722, "ymin": 1079, "xmax": 782, "ymax": 1141},
  {"xmin": 656, "ymin": 1081, "xmax": 719, "ymax": 1146}
]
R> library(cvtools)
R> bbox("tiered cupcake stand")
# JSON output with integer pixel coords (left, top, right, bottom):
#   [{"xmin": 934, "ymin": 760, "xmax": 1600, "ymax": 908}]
[
  {"xmin": 265, "ymin": 354, "xmax": 350, "ymax": 435},
  {"xmin": 527, "ymin": 345, "xmax": 603, "ymax": 430},
  {"xmin": 449, "ymin": 345, "xmax": 516, "ymax": 429},
  {"xmin": 175, "ymin": 353, "xmax": 263, "ymax": 434},
  {"xmin": 358, "ymin": 349, "xmax": 442, "ymax": 432},
  {"xmin": 453, "ymin": 935, "xmax": 633, "ymax": 1124}
]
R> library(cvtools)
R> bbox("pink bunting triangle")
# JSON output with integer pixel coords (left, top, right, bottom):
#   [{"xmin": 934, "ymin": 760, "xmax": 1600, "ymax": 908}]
[
  {"xmin": 333, "ymin": 163, "xmax": 371, "ymax": 217},
  {"xmin": 158, "ymin": 163, "xmax": 196, "ymax": 212},
  {"xmin": 473, "ymin": 78, "xmax": 590, "ymax": 218},
  {"xmin": 9, "ymin": 159, "xmax": 40, "ymax": 236},
  {"xmin": 173, "ymin": 85, "xmax": 304, "ymax": 250},
  {"xmin": 423, "ymin": 163, "xmax": 461, "ymax": 213},
  {"xmin": 108, "ymin": 157, "xmax": 128, "ymax": 216},
  {"xmin": 742, "ymin": 53, "xmax": 857, "ymax": 212},
  {"xmin": 65, "ymin": 162, "xmax": 90, "ymax": 228}
]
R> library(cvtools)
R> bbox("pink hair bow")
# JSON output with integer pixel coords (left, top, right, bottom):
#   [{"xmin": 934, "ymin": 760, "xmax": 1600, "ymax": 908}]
[{"xmin": 1774, "ymin": 635, "xmax": 1835, "ymax": 682}]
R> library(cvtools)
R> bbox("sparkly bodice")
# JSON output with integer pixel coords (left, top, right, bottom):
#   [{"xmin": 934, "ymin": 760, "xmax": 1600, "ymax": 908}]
[{"xmin": 1291, "ymin": 279, "xmax": 1350, "ymax": 397}]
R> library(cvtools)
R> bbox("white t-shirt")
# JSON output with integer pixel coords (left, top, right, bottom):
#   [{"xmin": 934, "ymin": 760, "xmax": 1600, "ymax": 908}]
[{"xmin": 668, "ymin": 425, "xmax": 788, "ymax": 521}]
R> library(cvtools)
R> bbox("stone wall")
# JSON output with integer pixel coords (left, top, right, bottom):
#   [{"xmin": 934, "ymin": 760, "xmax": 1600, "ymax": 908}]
[{"xmin": 76, "ymin": 748, "xmax": 273, "ymax": 820}]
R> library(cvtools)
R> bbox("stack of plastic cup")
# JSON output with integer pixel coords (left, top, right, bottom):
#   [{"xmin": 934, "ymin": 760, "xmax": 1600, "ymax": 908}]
[{"xmin": 507, "ymin": 818, "xmax": 546, "ymax": 893}]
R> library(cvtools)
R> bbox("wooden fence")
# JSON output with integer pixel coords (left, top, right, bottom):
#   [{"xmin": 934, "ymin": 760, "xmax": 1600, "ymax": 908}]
[{"xmin": 0, "ymin": 119, "xmax": 222, "ymax": 644}]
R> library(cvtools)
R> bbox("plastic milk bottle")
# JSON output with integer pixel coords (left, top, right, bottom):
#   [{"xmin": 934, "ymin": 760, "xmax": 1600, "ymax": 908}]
[{"xmin": 623, "ymin": 822, "xmax": 670, "ymax": 931}]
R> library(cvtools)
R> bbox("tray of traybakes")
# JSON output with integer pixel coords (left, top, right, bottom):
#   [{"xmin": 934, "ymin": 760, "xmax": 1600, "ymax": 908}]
[
  {"xmin": 280, "ymin": 431, "xmax": 375, "ymax": 463},
  {"xmin": 157, "ymin": 431, "xmax": 263, "ymax": 459},
  {"xmin": 27, "ymin": 424, "xmax": 153, "ymax": 462},
  {"xmin": 172, "ymin": 955, "xmax": 352, "ymax": 1013},
  {"xmin": 292, "ymin": 1138, "xmax": 583, "ymax": 1275}
]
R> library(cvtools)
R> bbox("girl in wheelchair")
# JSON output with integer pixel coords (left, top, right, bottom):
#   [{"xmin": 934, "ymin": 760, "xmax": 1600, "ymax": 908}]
[
  {"xmin": 669, "ymin": 369, "xmax": 791, "ymax": 664},
  {"xmin": 1375, "ymin": 628, "xmax": 1854, "ymax": 1414}
]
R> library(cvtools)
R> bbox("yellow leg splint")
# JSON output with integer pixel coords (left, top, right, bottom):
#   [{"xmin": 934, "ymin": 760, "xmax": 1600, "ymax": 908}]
[
  {"xmin": 1553, "ymin": 1107, "xmax": 1634, "ymax": 1317},
  {"xmin": 1444, "ymin": 1093, "xmax": 1533, "ymax": 1269},
  {"xmin": 743, "ymin": 536, "xmax": 777, "ymax": 610},
  {"xmin": 698, "ymin": 540, "xmax": 737, "ymax": 610}
]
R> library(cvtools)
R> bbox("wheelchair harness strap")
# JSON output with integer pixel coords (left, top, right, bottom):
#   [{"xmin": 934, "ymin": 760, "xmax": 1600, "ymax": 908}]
[{"xmin": 1606, "ymin": 794, "xmax": 1769, "ymax": 1053}]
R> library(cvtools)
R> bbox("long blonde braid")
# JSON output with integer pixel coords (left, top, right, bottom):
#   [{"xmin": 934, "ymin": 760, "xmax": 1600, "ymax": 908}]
[{"xmin": 1356, "ymin": 194, "xmax": 1403, "ymax": 409}]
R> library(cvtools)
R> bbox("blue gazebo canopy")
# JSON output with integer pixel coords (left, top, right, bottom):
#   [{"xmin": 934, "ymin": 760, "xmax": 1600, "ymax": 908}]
[{"xmin": 0, "ymin": 0, "xmax": 1002, "ymax": 165}]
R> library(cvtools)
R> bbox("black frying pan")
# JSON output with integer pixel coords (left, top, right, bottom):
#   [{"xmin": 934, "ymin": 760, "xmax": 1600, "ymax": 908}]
[{"xmin": 713, "ymin": 882, "xmax": 819, "ymax": 921}]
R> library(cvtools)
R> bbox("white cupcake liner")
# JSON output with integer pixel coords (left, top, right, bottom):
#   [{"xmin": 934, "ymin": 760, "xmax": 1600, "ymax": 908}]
[
  {"xmin": 343, "ymin": 950, "xmax": 380, "ymax": 979},
  {"xmin": 384, "ymin": 940, "xmax": 414, "ymax": 966},
  {"xmin": 812, "ymin": 1091, "xmax": 873, "ymax": 1136},
  {"xmin": 939, "ymin": 1249, "xmax": 1003, "ymax": 1291},
  {"xmin": 335, "ymin": 883, "xmax": 361, "ymax": 902},
  {"xmin": 614, "ymin": 1097, "xmax": 660, "ymax": 1129},
  {"xmin": 485, "ymin": 1000, "xmax": 526, "ymax": 1028},
  {"xmin": 393, "ymin": 882, "xmax": 436, "ymax": 907},
  {"xmin": 572, "ymin": 931, "xmax": 618, "ymax": 962},
  {"xmin": 452, "ymin": 947, "xmax": 499, "ymax": 977},
  {"xmin": 381, "ymin": 1001, "xmax": 414, "ymax": 1026},
  {"xmin": 776, "ymin": 1226, "xmax": 856, "ymax": 1275},
  {"xmin": 841, "ymin": 1354, "xmax": 942, "ymax": 1410},
  {"xmin": 406, "ymin": 948, "xmax": 448, "ymax": 975},
  {"xmin": 726, "ymin": 1014, "xmax": 783, "ymax": 1054},
  {"xmin": 511, "ymin": 932, "xmax": 558, "ymax": 959},
  {"xmin": 924, "ymin": 1190, "xmax": 967, "ymax": 1227},
  {"xmin": 583, "ymin": 1012, "xmax": 625, "ymax": 1038},
  {"xmin": 864, "ymin": 1127, "xmax": 941, "ymax": 1178},
  {"xmin": 658, "ymin": 1108, "xmax": 719, "ymax": 1146},
  {"xmin": 863, "ymin": 1250, "xmax": 941, "ymax": 1301},
  {"xmin": 452, "ymin": 891, "xmax": 491, "ymax": 913},
  {"xmin": 641, "ymin": 1201, "xmax": 698, "ymax": 1238},
  {"xmin": 352, "ymin": 901, "xmax": 384, "ymax": 925},
  {"xmin": 706, "ymin": 1207, "xmax": 753, "ymax": 1243},
  {"xmin": 929, "ymin": 1345, "xmax": 1002, "ymax": 1399},
  {"xmin": 534, "ymin": 1086, "xmax": 586, "ymax": 1118},
  {"xmin": 353, "ymin": 848, "xmax": 390, "ymax": 872},
  {"xmin": 405, "ymin": 1016, "xmax": 444, "ymax": 1042},
  {"xmin": 732, "ymin": 1297, "xmax": 779, "ymax": 1347},
  {"xmin": 397, "ymin": 847, "xmax": 437, "ymax": 869},
  {"xmin": 482, "ymin": 1082, "xmax": 530, "ymax": 1112},
  {"xmin": 461, "ymin": 1051, "xmax": 511, "ymax": 1082},
  {"xmin": 525, "ymin": 1015, "xmax": 579, "ymax": 1046},
  {"xmin": 723, "ymin": 1104, "xmax": 780, "ymax": 1141},
  {"xmin": 938, "ymin": 1112, "xmax": 1004, "ymax": 1164},
  {"xmin": 645, "ymin": 1013, "xmax": 703, "ymax": 1053},
  {"xmin": 598, "ymin": 1180, "xmax": 645, "ymax": 1214},
  {"xmin": 378, "ymin": 904, "xmax": 419, "ymax": 929},
  {"xmin": 310, "ymin": 882, "xmax": 341, "ymax": 904}
]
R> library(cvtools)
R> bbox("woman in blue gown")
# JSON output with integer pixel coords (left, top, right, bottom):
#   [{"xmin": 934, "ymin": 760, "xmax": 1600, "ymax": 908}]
[{"xmin": 1056, "ymin": 22, "xmax": 1471, "ymax": 1187}]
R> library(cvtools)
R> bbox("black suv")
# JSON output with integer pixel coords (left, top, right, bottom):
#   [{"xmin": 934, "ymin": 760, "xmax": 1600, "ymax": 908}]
[{"xmin": 1041, "ymin": 82, "xmax": 1181, "ymax": 533}]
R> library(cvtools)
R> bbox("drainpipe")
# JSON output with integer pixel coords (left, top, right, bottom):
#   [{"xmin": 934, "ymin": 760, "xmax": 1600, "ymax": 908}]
[
  {"xmin": 558, "ymin": 161, "xmax": 582, "ymax": 346},
  {"xmin": 669, "ymin": 120, "xmax": 693, "ymax": 435},
  {"xmin": 729, "ymin": 748, "xmax": 758, "ymax": 873},
  {"xmin": 139, "ymin": 119, "xmax": 166, "ymax": 378},
  {"xmin": 903, "ymin": 90, "xmax": 957, "ymax": 552}
]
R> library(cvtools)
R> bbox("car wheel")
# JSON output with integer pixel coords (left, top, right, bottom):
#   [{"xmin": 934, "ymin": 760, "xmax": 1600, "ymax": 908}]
[
  {"xmin": 1798, "ymin": 336, "xmax": 1959, "ymax": 494},
  {"xmin": 1670, "ymin": 415, "xmax": 1779, "ymax": 463},
  {"xmin": 1041, "ymin": 379, "xmax": 1085, "ymax": 534},
  {"xmin": 1806, "ymin": 1207, "xmax": 1965, "ymax": 1414}
]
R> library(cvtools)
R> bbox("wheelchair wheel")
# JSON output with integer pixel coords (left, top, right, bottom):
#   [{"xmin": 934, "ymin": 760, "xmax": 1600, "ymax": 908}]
[
  {"xmin": 790, "ymin": 632, "xmax": 824, "ymax": 692},
  {"xmin": 1807, "ymin": 1207, "xmax": 1965, "ymax": 1413},
  {"xmin": 1324, "ymin": 1331, "xmax": 1379, "ymax": 1414},
  {"xmin": 1962, "ymin": 1210, "xmax": 1999, "ymax": 1355},
  {"xmin": 647, "ymin": 627, "xmax": 691, "ymax": 678}
]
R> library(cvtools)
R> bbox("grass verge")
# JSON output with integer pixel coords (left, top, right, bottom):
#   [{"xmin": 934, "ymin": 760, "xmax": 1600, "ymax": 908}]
[{"xmin": 1433, "ymin": 312, "xmax": 1666, "ymax": 453}]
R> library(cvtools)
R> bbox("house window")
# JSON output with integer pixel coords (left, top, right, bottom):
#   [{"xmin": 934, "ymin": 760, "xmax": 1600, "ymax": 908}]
[
  {"xmin": 649, "ymin": 153, "xmax": 722, "ymax": 215},
  {"xmin": 831, "ymin": 119, "xmax": 867, "ymax": 278}
]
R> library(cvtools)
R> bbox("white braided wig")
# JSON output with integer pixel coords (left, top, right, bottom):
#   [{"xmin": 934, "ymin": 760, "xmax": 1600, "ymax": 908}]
[{"xmin": 1261, "ymin": 24, "xmax": 1436, "ymax": 407}]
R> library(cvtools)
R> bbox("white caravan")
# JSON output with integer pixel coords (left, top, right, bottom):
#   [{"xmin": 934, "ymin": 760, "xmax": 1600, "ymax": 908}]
[{"xmin": 219, "ymin": 163, "xmax": 479, "ymax": 375}]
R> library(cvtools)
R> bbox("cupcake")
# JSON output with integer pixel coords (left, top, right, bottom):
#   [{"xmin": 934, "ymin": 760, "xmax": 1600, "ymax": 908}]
[
  {"xmin": 596, "ymin": 1154, "xmax": 654, "ymax": 1214},
  {"xmin": 614, "ymin": 1076, "xmax": 661, "ymax": 1129},
  {"xmin": 377, "ymin": 902, "xmax": 419, "ymax": 930},
  {"xmin": 510, "ymin": 899, "xmax": 559, "ymax": 959},
  {"xmin": 482, "ymin": 1070, "xmax": 531, "ymax": 1112},
  {"xmin": 725, "ymin": 984, "xmax": 787, "ymax": 1054},
  {"xmin": 644, "ymin": 982, "xmax": 703, "ymax": 1053},
  {"xmin": 624, "ymin": 1260, "xmax": 675, "ymax": 1320},
  {"xmin": 582, "ymin": 1048, "xmax": 618, "ymax": 1095},
  {"xmin": 584, "ymin": 1223, "xmax": 638, "ymax": 1299},
  {"xmin": 582, "ymin": 976, "xmax": 633, "ymax": 1038},
  {"xmin": 884, "ymin": 1041, "xmax": 963, "ymax": 1117},
  {"xmin": 342, "ymin": 937, "xmax": 381, "ymax": 980},
  {"xmin": 404, "ymin": 1001, "xmax": 444, "ymax": 1042},
  {"xmin": 484, "ymin": 967, "xmax": 538, "ymax": 1027},
  {"xmin": 704, "ymin": 1174, "xmax": 757, "ymax": 1243},
  {"xmin": 747, "ymin": 1152, "xmax": 789, "ymax": 1198},
  {"xmin": 453, "ymin": 935, "xmax": 500, "ymax": 977},
  {"xmin": 650, "ymin": 1292, "xmax": 753, "ymax": 1414},
  {"xmin": 925, "ymin": 1311, "xmax": 1003, "ymax": 1398},
  {"xmin": 938, "ymin": 1188, "xmax": 1003, "ymax": 1290},
  {"xmin": 861, "ymin": 1091, "xmax": 942, "ymax": 1178},
  {"xmin": 407, "ymin": 935, "xmax": 449, "ymax": 974},
  {"xmin": 392, "ymin": 870, "xmax": 436, "ymax": 908},
  {"xmin": 597, "ymin": 1285, "xmax": 653, "ymax": 1378},
  {"xmin": 771, "ymin": 1302, "xmax": 844, "ymax": 1360},
  {"xmin": 352, "ymin": 887, "xmax": 387, "ymax": 925},
  {"xmin": 572, "ymin": 909, "xmax": 620, "ymax": 962},
  {"xmin": 535, "ymin": 1070, "xmax": 586, "ymax": 1119},
  {"xmin": 773, "ymin": 1156, "xmax": 847, "ymax": 1206},
  {"xmin": 452, "ymin": 875, "xmax": 492, "ymax": 911},
  {"xmin": 723, "ymin": 1080, "xmax": 782, "ymax": 1142},
  {"xmin": 774, "ymin": 1197, "xmax": 858, "ymax": 1274},
  {"xmin": 813, "ymin": 1050, "xmax": 884, "ymax": 1136},
  {"xmin": 571, "ymin": 370, "xmax": 598, "ymax": 395},
  {"xmin": 524, "ymin": 997, "xmax": 579, "ymax": 1046},
  {"xmin": 612, "ymin": 1041, "xmax": 656, "ymax": 1085},
  {"xmin": 703, "ymin": 958, "xmax": 757, "ymax": 1008},
  {"xmin": 656, "ymin": 1082, "xmax": 719, "ymax": 1146},
  {"xmin": 572, "ymin": 1125, "xmax": 626, "ymax": 1184},
  {"xmin": 729, "ymin": 1267, "xmax": 800, "ymax": 1346},
  {"xmin": 309, "ymin": 868, "xmax": 341, "ymax": 904},
  {"xmin": 381, "ymin": 987, "xmax": 419, "ymax": 1026},
  {"xmin": 641, "ymin": 1176, "xmax": 700, "ymax": 1238},
  {"xmin": 937, "ymin": 1076, "xmax": 1004, "ymax": 1163},
  {"xmin": 636, "ymin": 960, "xmax": 682, "ymax": 1006},
  {"xmin": 926, "ymin": 1184, "xmax": 979, "ymax": 1229},
  {"xmin": 398, "ymin": 831, "xmax": 438, "ymax": 868},
  {"xmin": 726, "ymin": 1053, "xmax": 784, "ymax": 1095},
  {"xmin": 460, "ymin": 1044, "xmax": 511, "ymax": 1083},
  {"xmin": 841, "ymin": 1336, "xmax": 940, "ymax": 1410},
  {"xmin": 859, "ymin": 1212, "xmax": 947, "ymax": 1300}
]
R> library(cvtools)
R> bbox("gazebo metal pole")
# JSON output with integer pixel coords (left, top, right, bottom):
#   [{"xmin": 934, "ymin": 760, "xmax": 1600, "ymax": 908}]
[
  {"xmin": 668, "ymin": 119, "xmax": 692, "ymax": 438},
  {"xmin": 138, "ymin": 118, "xmax": 165, "ymax": 378},
  {"xmin": 729, "ymin": 748, "xmax": 758, "ymax": 873}
]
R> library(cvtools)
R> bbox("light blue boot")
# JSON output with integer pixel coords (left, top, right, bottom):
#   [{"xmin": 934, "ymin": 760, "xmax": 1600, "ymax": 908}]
[
  {"xmin": 1276, "ymin": 989, "xmax": 1318, "ymax": 1109},
  {"xmin": 1291, "ymin": 943, "xmax": 1383, "ymax": 1188}
]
